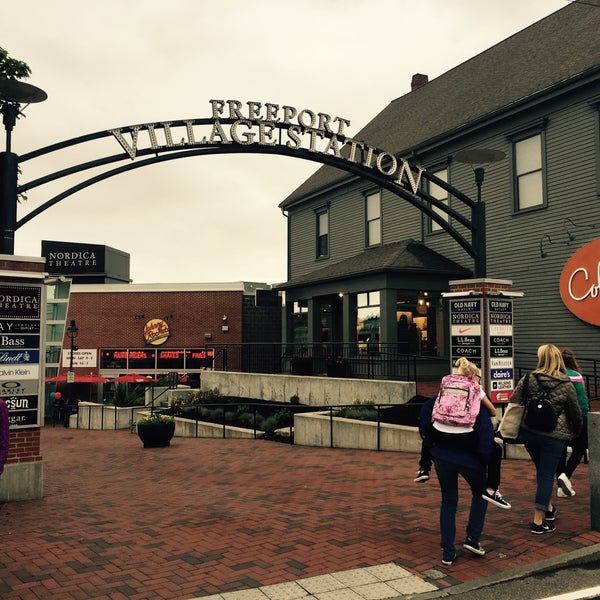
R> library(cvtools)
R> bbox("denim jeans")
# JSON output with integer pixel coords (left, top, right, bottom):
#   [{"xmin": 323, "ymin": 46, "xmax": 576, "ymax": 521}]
[
  {"xmin": 434, "ymin": 458, "xmax": 488, "ymax": 560},
  {"xmin": 557, "ymin": 418, "xmax": 588, "ymax": 478},
  {"xmin": 520, "ymin": 430, "xmax": 567, "ymax": 511}
]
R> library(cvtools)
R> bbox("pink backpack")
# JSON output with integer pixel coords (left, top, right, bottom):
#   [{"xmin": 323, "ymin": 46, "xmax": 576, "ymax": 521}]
[{"xmin": 432, "ymin": 373, "xmax": 481, "ymax": 428}]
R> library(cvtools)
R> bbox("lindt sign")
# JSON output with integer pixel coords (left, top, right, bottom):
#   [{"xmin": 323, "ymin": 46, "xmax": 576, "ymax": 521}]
[{"xmin": 560, "ymin": 238, "xmax": 600, "ymax": 326}]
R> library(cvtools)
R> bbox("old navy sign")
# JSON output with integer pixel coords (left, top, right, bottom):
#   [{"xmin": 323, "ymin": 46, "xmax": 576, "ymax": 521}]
[
  {"xmin": 560, "ymin": 237, "xmax": 600, "ymax": 326},
  {"xmin": 109, "ymin": 99, "xmax": 425, "ymax": 195}
]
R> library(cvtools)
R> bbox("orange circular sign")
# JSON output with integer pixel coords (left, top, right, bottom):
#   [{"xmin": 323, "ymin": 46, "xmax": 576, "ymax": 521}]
[
  {"xmin": 559, "ymin": 238, "xmax": 600, "ymax": 326},
  {"xmin": 143, "ymin": 318, "xmax": 170, "ymax": 345}
]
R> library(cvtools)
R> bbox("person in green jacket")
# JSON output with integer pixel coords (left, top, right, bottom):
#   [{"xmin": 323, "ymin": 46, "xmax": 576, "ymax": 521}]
[{"xmin": 555, "ymin": 348, "xmax": 590, "ymax": 498}]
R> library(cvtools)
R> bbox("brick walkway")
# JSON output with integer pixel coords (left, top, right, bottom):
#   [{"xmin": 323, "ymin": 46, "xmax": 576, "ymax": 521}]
[{"xmin": 0, "ymin": 427, "xmax": 599, "ymax": 600}]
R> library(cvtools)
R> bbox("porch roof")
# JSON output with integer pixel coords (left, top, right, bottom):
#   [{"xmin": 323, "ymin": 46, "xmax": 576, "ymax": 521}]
[{"xmin": 275, "ymin": 239, "xmax": 471, "ymax": 290}]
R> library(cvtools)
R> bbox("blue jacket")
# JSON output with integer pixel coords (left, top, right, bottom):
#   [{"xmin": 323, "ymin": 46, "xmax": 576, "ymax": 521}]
[{"xmin": 418, "ymin": 395, "xmax": 494, "ymax": 470}]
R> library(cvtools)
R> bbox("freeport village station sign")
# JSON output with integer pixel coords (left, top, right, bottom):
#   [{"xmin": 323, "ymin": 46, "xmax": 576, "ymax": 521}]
[
  {"xmin": 109, "ymin": 99, "xmax": 424, "ymax": 192},
  {"xmin": 9, "ymin": 98, "xmax": 486, "ymax": 275}
]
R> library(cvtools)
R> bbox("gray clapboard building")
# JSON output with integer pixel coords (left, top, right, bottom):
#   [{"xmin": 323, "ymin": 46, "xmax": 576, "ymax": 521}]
[{"xmin": 276, "ymin": 1, "xmax": 600, "ymax": 374}]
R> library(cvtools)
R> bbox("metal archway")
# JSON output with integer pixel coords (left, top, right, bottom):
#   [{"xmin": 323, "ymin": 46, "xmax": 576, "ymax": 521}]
[{"xmin": 1, "ymin": 106, "xmax": 486, "ymax": 275}]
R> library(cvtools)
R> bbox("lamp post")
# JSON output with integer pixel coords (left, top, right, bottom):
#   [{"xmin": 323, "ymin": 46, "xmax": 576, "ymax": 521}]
[
  {"xmin": 0, "ymin": 78, "xmax": 47, "ymax": 254},
  {"xmin": 454, "ymin": 148, "xmax": 506, "ymax": 278},
  {"xmin": 65, "ymin": 319, "xmax": 79, "ymax": 427}
]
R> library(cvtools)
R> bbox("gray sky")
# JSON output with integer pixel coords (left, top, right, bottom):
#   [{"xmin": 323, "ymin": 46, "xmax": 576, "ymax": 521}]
[{"xmin": 3, "ymin": 0, "xmax": 567, "ymax": 284}]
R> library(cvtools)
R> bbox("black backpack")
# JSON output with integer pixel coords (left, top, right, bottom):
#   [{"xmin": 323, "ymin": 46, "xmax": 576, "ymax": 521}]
[{"xmin": 523, "ymin": 373, "xmax": 558, "ymax": 433}]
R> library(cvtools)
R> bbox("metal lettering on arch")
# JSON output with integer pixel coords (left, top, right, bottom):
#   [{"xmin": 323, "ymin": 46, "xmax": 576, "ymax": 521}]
[{"xmin": 10, "ymin": 98, "xmax": 484, "ymax": 274}]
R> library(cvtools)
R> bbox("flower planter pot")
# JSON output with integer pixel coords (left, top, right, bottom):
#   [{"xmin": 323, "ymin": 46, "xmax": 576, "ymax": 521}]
[
  {"xmin": 137, "ymin": 420, "xmax": 175, "ymax": 448},
  {"xmin": 326, "ymin": 363, "xmax": 350, "ymax": 378},
  {"xmin": 291, "ymin": 358, "xmax": 313, "ymax": 375}
]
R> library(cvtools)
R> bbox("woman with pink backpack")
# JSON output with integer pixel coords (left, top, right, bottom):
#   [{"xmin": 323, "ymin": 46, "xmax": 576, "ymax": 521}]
[{"xmin": 418, "ymin": 357, "xmax": 496, "ymax": 566}]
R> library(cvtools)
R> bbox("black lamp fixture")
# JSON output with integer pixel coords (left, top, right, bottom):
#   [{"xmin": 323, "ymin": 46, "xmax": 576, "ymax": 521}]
[
  {"xmin": 65, "ymin": 319, "xmax": 79, "ymax": 425},
  {"xmin": 0, "ymin": 77, "xmax": 47, "ymax": 255},
  {"xmin": 563, "ymin": 217, "xmax": 596, "ymax": 242},
  {"xmin": 539, "ymin": 234, "xmax": 569, "ymax": 258},
  {"xmin": 454, "ymin": 148, "xmax": 506, "ymax": 278}
]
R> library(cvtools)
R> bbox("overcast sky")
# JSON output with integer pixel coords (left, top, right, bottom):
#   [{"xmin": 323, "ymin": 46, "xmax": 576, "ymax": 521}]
[{"xmin": 3, "ymin": 0, "xmax": 568, "ymax": 285}]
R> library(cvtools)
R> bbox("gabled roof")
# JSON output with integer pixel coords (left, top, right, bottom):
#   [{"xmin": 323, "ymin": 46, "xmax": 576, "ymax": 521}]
[
  {"xmin": 275, "ymin": 240, "xmax": 471, "ymax": 289},
  {"xmin": 282, "ymin": 1, "xmax": 600, "ymax": 208}
]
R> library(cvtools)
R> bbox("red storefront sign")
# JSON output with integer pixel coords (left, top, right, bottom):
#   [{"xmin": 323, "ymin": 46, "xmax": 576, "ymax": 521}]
[{"xmin": 559, "ymin": 238, "xmax": 600, "ymax": 326}]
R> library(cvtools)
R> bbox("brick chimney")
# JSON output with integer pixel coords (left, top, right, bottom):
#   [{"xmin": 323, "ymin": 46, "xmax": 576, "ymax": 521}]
[{"xmin": 411, "ymin": 73, "xmax": 428, "ymax": 91}]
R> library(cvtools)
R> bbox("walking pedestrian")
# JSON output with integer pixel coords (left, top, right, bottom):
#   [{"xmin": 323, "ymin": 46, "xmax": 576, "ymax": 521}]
[
  {"xmin": 414, "ymin": 393, "xmax": 511, "ymax": 509},
  {"xmin": 418, "ymin": 358, "xmax": 495, "ymax": 566},
  {"xmin": 554, "ymin": 347, "xmax": 590, "ymax": 497},
  {"xmin": 509, "ymin": 344, "xmax": 582, "ymax": 534}
]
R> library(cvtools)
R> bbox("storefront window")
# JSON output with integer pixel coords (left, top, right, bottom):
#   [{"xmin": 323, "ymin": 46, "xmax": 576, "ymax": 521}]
[
  {"xmin": 46, "ymin": 301, "xmax": 68, "ymax": 321},
  {"xmin": 356, "ymin": 291, "xmax": 380, "ymax": 353},
  {"xmin": 157, "ymin": 349, "xmax": 185, "ymax": 370},
  {"xmin": 46, "ymin": 323, "xmax": 64, "ymax": 343},
  {"xmin": 292, "ymin": 301, "xmax": 309, "ymax": 344},
  {"xmin": 396, "ymin": 290, "xmax": 442, "ymax": 356},
  {"xmin": 46, "ymin": 280, "xmax": 70, "ymax": 300}
]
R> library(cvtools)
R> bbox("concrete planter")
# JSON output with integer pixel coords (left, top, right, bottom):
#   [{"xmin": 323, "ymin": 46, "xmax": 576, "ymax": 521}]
[{"xmin": 137, "ymin": 420, "xmax": 175, "ymax": 448}]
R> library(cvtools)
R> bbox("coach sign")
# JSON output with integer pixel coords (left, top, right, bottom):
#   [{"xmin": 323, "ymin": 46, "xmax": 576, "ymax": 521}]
[{"xmin": 560, "ymin": 238, "xmax": 600, "ymax": 326}]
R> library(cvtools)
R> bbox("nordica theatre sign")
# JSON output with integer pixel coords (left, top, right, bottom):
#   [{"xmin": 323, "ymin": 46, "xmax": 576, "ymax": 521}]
[{"xmin": 109, "ymin": 99, "xmax": 424, "ymax": 191}]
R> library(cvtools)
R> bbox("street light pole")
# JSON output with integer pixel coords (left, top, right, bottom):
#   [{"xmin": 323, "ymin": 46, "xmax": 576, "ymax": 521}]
[
  {"xmin": 65, "ymin": 319, "xmax": 79, "ymax": 427},
  {"xmin": 0, "ymin": 78, "xmax": 47, "ymax": 254},
  {"xmin": 454, "ymin": 149, "xmax": 506, "ymax": 279}
]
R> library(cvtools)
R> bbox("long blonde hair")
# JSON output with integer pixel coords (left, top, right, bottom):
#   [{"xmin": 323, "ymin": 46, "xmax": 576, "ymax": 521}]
[
  {"xmin": 454, "ymin": 357, "xmax": 480, "ymax": 379},
  {"xmin": 534, "ymin": 343, "xmax": 566, "ymax": 377}
]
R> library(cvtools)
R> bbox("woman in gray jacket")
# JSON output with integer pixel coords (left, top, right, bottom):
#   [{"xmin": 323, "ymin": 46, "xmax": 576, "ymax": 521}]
[{"xmin": 510, "ymin": 344, "xmax": 582, "ymax": 534}]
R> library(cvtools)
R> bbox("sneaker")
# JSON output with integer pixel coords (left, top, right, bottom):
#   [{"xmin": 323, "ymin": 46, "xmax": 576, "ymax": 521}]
[
  {"xmin": 463, "ymin": 538, "xmax": 486, "ymax": 556},
  {"xmin": 441, "ymin": 553, "xmax": 457, "ymax": 566},
  {"xmin": 545, "ymin": 505, "xmax": 557, "ymax": 521},
  {"xmin": 557, "ymin": 488, "xmax": 575, "ymax": 498},
  {"xmin": 531, "ymin": 521, "xmax": 555, "ymax": 534},
  {"xmin": 482, "ymin": 489, "xmax": 512, "ymax": 509},
  {"xmin": 557, "ymin": 473, "xmax": 575, "ymax": 497},
  {"xmin": 414, "ymin": 469, "xmax": 430, "ymax": 483}
]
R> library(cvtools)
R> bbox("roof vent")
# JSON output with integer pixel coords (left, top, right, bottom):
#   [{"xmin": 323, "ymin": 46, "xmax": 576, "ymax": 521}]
[{"xmin": 411, "ymin": 73, "xmax": 428, "ymax": 91}]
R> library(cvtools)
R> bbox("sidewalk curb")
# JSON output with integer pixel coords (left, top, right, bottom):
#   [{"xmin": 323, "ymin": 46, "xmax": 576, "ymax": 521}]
[{"xmin": 408, "ymin": 543, "xmax": 600, "ymax": 598}]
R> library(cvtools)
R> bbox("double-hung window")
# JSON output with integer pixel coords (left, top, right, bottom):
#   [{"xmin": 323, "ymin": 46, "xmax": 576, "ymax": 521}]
[
  {"xmin": 316, "ymin": 209, "xmax": 329, "ymax": 258},
  {"xmin": 365, "ymin": 190, "xmax": 381, "ymax": 246},
  {"xmin": 513, "ymin": 131, "xmax": 545, "ymax": 211}
]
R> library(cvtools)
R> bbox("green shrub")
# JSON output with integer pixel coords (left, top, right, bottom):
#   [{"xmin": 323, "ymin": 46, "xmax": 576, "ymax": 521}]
[{"xmin": 335, "ymin": 399, "xmax": 377, "ymax": 421}]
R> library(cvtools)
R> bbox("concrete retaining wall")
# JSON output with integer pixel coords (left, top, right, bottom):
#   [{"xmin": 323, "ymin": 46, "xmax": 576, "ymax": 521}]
[
  {"xmin": 201, "ymin": 371, "xmax": 416, "ymax": 406},
  {"xmin": 293, "ymin": 411, "xmax": 530, "ymax": 458},
  {"xmin": 73, "ymin": 403, "xmax": 147, "ymax": 430},
  {"xmin": 173, "ymin": 416, "xmax": 259, "ymax": 439},
  {"xmin": 293, "ymin": 411, "xmax": 422, "ymax": 452}
]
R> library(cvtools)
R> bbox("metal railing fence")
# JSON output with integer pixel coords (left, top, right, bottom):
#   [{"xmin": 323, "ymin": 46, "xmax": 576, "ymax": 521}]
[{"xmin": 63, "ymin": 399, "xmax": 426, "ymax": 451}]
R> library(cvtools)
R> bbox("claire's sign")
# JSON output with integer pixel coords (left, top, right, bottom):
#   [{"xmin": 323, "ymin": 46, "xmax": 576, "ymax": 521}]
[{"xmin": 560, "ymin": 238, "xmax": 600, "ymax": 326}]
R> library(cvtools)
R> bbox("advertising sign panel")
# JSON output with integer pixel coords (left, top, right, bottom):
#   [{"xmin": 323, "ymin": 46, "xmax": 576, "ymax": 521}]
[
  {"xmin": 559, "ymin": 238, "xmax": 600, "ymax": 326},
  {"xmin": 0, "ymin": 284, "xmax": 43, "ymax": 429},
  {"xmin": 488, "ymin": 299, "xmax": 514, "ymax": 403},
  {"xmin": 449, "ymin": 299, "xmax": 482, "ymax": 368}
]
